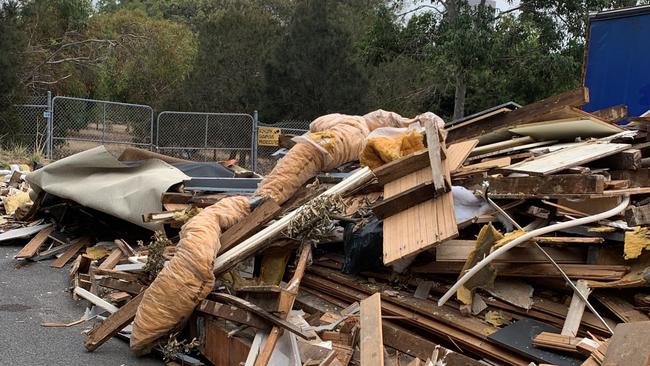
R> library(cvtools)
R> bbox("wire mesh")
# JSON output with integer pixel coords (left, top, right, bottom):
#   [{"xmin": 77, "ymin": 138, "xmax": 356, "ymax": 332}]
[
  {"xmin": 51, "ymin": 96, "xmax": 153, "ymax": 159},
  {"xmin": 156, "ymin": 112, "xmax": 255, "ymax": 169},
  {"xmin": 1, "ymin": 100, "xmax": 49, "ymax": 155}
]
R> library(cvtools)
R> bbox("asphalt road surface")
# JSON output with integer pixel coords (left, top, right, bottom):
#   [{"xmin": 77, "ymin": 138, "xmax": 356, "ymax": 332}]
[{"xmin": 0, "ymin": 244, "xmax": 161, "ymax": 366}]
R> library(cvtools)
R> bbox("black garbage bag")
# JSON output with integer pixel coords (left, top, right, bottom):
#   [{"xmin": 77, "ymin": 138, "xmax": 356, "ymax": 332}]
[{"xmin": 342, "ymin": 218, "xmax": 384, "ymax": 274}]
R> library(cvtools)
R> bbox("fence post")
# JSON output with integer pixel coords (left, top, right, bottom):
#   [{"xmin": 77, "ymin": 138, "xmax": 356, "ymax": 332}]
[
  {"xmin": 252, "ymin": 110, "xmax": 258, "ymax": 173},
  {"xmin": 46, "ymin": 91, "xmax": 53, "ymax": 160}
]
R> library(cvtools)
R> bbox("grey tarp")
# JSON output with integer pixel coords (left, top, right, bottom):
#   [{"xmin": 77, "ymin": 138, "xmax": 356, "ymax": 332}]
[{"xmin": 26, "ymin": 146, "xmax": 189, "ymax": 230}]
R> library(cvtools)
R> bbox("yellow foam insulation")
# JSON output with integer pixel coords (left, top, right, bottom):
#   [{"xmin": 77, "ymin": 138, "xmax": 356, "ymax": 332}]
[
  {"xmin": 588, "ymin": 225, "xmax": 617, "ymax": 233},
  {"xmin": 3, "ymin": 191, "xmax": 32, "ymax": 215},
  {"xmin": 457, "ymin": 223, "xmax": 503, "ymax": 306},
  {"xmin": 85, "ymin": 246, "xmax": 111, "ymax": 260},
  {"xmin": 493, "ymin": 229, "xmax": 526, "ymax": 250},
  {"xmin": 624, "ymin": 226, "xmax": 650, "ymax": 260},
  {"xmin": 359, "ymin": 130, "xmax": 424, "ymax": 169},
  {"xmin": 485, "ymin": 310, "xmax": 513, "ymax": 327}
]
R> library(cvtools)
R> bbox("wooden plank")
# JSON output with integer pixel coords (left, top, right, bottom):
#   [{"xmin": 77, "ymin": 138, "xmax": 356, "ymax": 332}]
[
  {"xmin": 591, "ymin": 104, "xmax": 627, "ymax": 123},
  {"xmin": 96, "ymin": 277, "xmax": 145, "ymax": 295},
  {"xmin": 424, "ymin": 120, "xmax": 447, "ymax": 192},
  {"xmin": 447, "ymin": 87, "xmax": 589, "ymax": 143},
  {"xmin": 372, "ymin": 139, "xmax": 477, "ymax": 185},
  {"xmin": 372, "ymin": 183, "xmax": 442, "ymax": 219},
  {"xmin": 454, "ymin": 156, "xmax": 511, "ymax": 175},
  {"xmin": 74, "ymin": 287, "xmax": 119, "ymax": 313},
  {"xmin": 561, "ymin": 280, "xmax": 592, "ymax": 337},
  {"xmin": 504, "ymin": 142, "xmax": 630, "ymax": 175},
  {"xmin": 360, "ymin": 293, "xmax": 384, "ymax": 366},
  {"xmin": 476, "ymin": 174, "xmax": 606, "ymax": 198},
  {"xmin": 84, "ymin": 292, "xmax": 144, "ymax": 351},
  {"xmin": 602, "ymin": 322, "xmax": 650, "ymax": 366},
  {"xmin": 51, "ymin": 237, "xmax": 90, "ymax": 268},
  {"xmin": 411, "ymin": 262, "xmax": 628, "ymax": 280},
  {"xmin": 372, "ymin": 149, "xmax": 431, "ymax": 186},
  {"xmin": 197, "ymin": 300, "xmax": 271, "ymax": 330},
  {"xmin": 593, "ymin": 292, "xmax": 650, "ymax": 323},
  {"xmin": 114, "ymin": 239, "xmax": 136, "ymax": 257},
  {"xmin": 14, "ymin": 226, "xmax": 54, "ymax": 259},
  {"xmin": 92, "ymin": 268, "xmax": 141, "ymax": 282},
  {"xmin": 592, "ymin": 148, "xmax": 641, "ymax": 170},
  {"xmin": 625, "ymin": 203, "xmax": 650, "ymax": 226},
  {"xmin": 218, "ymin": 199, "xmax": 281, "ymax": 255},
  {"xmin": 532, "ymin": 332, "xmax": 585, "ymax": 354},
  {"xmin": 435, "ymin": 240, "xmax": 586, "ymax": 263},
  {"xmin": 469, "ymin": 136, "xmax": 534, "ymax": 156},
  {"xmin": 98, "ymin": 249, "xmax": 123, "ymax": 270}
]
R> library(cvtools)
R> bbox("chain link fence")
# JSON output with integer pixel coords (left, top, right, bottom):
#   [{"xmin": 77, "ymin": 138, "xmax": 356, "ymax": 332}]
[
  {"xmin": 1, "ymin": 92, "xmax": 315, "ymax": 175},
  {"xmin": 50, "ymin": 96, "xmax": 154, "ymax": 159},
  {"xmin": 156, "ymin": 111, "xmax": 256, "ymax": 170},
  {"xmin": 1, "ymin": 95, "xmax": 50, "ymax": 155},
  {"xmin": 255, "ymin": 120, "xmax": 310, "ymax": 174}
]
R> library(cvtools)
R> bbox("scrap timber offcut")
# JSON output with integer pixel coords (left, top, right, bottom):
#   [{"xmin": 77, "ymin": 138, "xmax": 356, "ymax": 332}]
[{"xmin": 6, "ymin": 87, "xmax": 650, "ymax": 366}]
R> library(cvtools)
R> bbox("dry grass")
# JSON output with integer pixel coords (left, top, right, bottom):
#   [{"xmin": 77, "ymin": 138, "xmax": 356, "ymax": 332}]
[{"xmin": 0, "ymin": 145, "xmax": 45, "ymax": 167}]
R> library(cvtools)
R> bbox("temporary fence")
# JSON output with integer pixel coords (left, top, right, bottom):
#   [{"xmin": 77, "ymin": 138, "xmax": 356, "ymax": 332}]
[
  {"xmin": 3, "ymin": 93, "xmax": 314, "ymax": 173},
  {"xmin": 156, "ymin": 111, "xmax": 256, "ymax": 170},
  {"xmin": 50, "ymin": 96, "xmax": 154, "ymax": 159}
]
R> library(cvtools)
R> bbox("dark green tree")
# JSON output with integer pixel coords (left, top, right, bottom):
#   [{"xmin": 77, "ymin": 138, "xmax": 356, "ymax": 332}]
[{"xmin": 263, "ymin": 0, "xmax": 369, "ymax": 121}]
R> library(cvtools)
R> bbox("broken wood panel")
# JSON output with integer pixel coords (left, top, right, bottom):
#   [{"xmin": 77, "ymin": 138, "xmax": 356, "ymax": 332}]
[
  {"xmin": 14, "ymin": 226, "xmax": 54, "ymax": 259},
  {"xmin": 197, "ymin": 300, "xmax": 271, "ymax": 330},
  {"xmin": 447, "ymin": 87, "xmax": 589, "ymax": 143},
  {"xmin": 51, "ymin": 237, "xmax": 90, "ymax": 268},
  {"xmin": 532, "ymin": 332, "xmax": 584, "ymax": 354},
  {"xmin": 446, "ymin": 139, "xmax": 479, "ymax": 171},
  {"xmin": 218, "ymin": 199, "xmax": 282, "ymax": 255},
  {"xmin": 85, "ymin": 292, "xmax": 144, "ymax": 351},
  {"xmin": 360, "ymin": 293, "xmax": 384, "ymax": 366},
  {"xmin": 454, "ymin": 156, "xmax": 511, "ymax": 175},
  {"xmin": 372, "ymin": 150, "xmax": 431, "ymax": 186},
  {"xmin": 504, "ymin": 142, "xmax": 630, "ymax": 175},
  {"xmin": 201, "ymin": 317, "xmax": 251, "ymax": 366},
  {"xmin": 382, "ymin": 142, "xmax": 464, "ymax": 265}
]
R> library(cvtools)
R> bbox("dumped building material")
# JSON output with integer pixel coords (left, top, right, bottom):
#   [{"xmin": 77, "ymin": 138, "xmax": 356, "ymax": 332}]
[{"xmin": 5, "ymin": 91, "xmax": 650, "ymax": 365}]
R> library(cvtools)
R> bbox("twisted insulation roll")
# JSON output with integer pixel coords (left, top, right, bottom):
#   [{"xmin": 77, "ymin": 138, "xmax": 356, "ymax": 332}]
[{"xmin": 130, "ymin": 196, "xmax": 250, "ymax": 353}]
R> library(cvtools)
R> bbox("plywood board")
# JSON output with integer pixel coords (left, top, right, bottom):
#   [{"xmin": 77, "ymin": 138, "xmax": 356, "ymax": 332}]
[
  {"xmin": 382, "ymin": 142, "xmax": 463, "ymax": 265},
  {"xmin": 360, "ymin": 293, "xmax": 384, "ymax": 366},
  {"xmin": 504, "ymin": 142, "xmax": 630, "ymax": 175},
  {"xmin": 509, "ymin": 117, "xmax": 623, "ymax": 141}
]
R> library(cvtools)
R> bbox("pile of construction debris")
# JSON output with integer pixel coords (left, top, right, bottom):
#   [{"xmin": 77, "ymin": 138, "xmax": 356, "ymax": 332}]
[{"xmin": 4, "ymin": 87, "xmax": 650, "ymax": 366}]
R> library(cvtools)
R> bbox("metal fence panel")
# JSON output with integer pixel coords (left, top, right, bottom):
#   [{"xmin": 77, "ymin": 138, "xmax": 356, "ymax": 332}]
[
  {"xmin": 51, "ymin": 96, "xmax": 153, "ymax": 159},
  {"xmin": 255, "ymin": 120, "xmax": 310, "ymax": 174},
  {"xmin": 0, "ymin": 95, "xmax": 49, "ymax": 155},
  {"xmin": 156, "ymin": 111, "xmax": 255, "ymax": 170}
]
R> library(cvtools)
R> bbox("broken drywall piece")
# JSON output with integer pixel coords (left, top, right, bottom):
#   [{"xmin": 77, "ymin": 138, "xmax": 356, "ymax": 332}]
[{"xmin": 484, "ymin": 279, "xmax": 534, "ymax": 310}]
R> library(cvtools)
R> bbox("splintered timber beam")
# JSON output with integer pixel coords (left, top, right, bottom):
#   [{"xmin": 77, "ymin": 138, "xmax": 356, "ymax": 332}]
[
  {"xmin": 85, "ymin": 292, "xmax": 144, "ymax": 351},
  {"xmin": 478, "ymin": 174, "xmax": 606, "ymax": 198},
  {"xmin": 213, "ymin": 167, "xmax": 374, "ymax": 276},
  {"xmin": 218, "ymin": 198, "xmax": 282, "ymax": 254},
  {"xmin": 447, "ymin": 87, "xmax": 589, "ymax": 142}
]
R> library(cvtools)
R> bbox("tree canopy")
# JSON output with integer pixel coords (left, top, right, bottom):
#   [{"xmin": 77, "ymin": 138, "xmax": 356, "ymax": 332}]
[{"xmin": 1, "ymin": 0, "xmax": 649, "ymax": 123}]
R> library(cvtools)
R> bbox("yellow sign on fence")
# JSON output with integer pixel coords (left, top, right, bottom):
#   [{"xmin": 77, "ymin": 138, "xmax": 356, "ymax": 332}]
[{"xmin": 257, "ymin": 127, "xmax": 281, "ymax": 146}]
